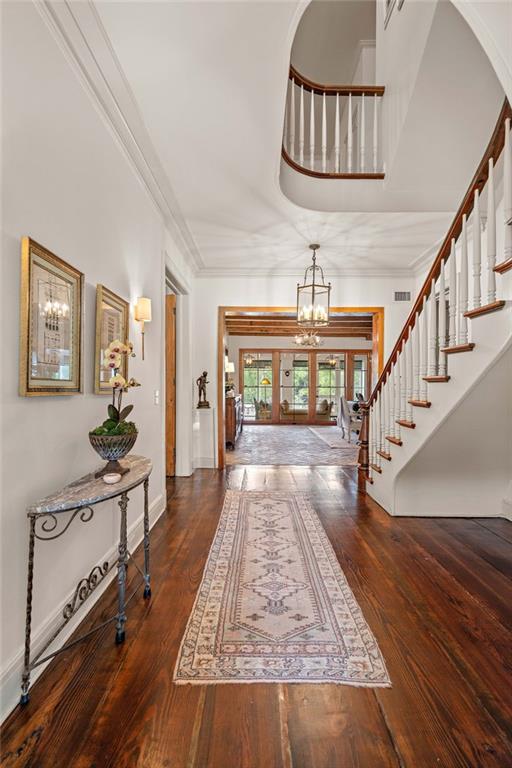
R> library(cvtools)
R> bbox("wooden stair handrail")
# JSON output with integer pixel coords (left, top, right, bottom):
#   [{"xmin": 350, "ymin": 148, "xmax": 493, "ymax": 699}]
[
  {"xmin": 289, "ymin": 65, "xmax": 385, "ymax": 97},
  {"xmin": 281, "ymin": 145, "xmax": 385, "ymax": 180},
  {"xmin": 367, "ymin": 97, "xmax": 512, "ymax": 408}
]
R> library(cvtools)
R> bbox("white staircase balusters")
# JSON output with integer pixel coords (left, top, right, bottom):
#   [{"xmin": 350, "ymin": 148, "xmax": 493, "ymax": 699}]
[
  {"xmin": 428, "ymin": 278, "xmax": 438, "ymax": 375},
  {"xmin": 309, "ymin": 91, "xmax": 315, "ymax": 170},
  {"xmin": 393, "ymin": 361, "xmax": 401, "ymax": 440},
  {"xmin": 347, "ymin": 93, "xmax": 353, "ymax": 173},
  {"xmin": 299, "ymin": 85, "xmax": 304, "ymax": 167},
  {"xmin": 487, "ymin": 157, "xmax": 497, "ymax": 303},
  {"xmin": 382, "ymin": 379, "xmax": 388, "ymax": 451},
  {"xmin": 504, "ymin": 118, "xmax": 512, "ymax": 260},
  {"xmin": 448, "ymin": 238, "xmax": 457, "ymax": 347},
  {"xmin": 376, "ymin": 394, "xmax": 382, "ymax": 468},
  {"xmin": 360, "ymin": 94, "xmax": 366, "ymax": 172},
  {"xmin": 438, "ymin": 259, "xmax": 447, "ymax": 376},
  {"xmin": 373, "ymin": 94, "xmax": 378, "ymax": 173},
  {"xmin": 406, "ymin": 329, "xmax": 413, "ymax": 420},
  {"xmin": 472, "ymin": 190, "xmax": 482, "ymax": 310},
  {"xmin": 388, "ymin": 367, "xmax": 394, "ymax": 437},
  {"xmin": 459, "ymin": 214, "xmax": 469, "ymax": 344},
  {"xmin": 399, "ymin": 344, "xmax": 407, "ymax": 422},
  {"xmin": 412, "ymin": 318, "xmax": 420, "ymax": 402},
  {"xmin": 321, "ymin": 93, "xmax": 327, "ymax": 173},
  {"xmin": 289, "ymin": 78, "xmax": 296, "ymax": 160},
  {"xmin": 334, "ymin": 93, "xmax": 340, "ymax": 173},
  {"xmin": 370, "ymin": 405, "xmax": 376, "ymax": 471},
  {"xmin": 420, "ymin": 297, "xmax": 428, "ymax": 401}
]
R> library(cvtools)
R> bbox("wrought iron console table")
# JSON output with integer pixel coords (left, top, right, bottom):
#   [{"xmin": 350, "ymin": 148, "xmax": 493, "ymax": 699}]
[{"xmin": 20, "ymin": 454, "xmax": 152, "ymax": 705}]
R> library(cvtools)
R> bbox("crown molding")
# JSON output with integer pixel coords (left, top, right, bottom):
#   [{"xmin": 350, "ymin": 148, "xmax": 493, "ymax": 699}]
[
  {"xmin": 35, "ymin": 0, "xmax": 203, "ymax": 273},
  {"xmin": 196, "ymin": 265, "xmax": 414, "ymax": 279}
]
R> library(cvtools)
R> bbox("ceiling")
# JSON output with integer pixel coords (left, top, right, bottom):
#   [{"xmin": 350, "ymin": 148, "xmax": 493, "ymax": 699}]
[
  {"xmin": 225, "ymin": 311, "xmax": 373, "ymax": 338},
  {"xmin": 292, "ymin": 0, "xmax": 376, "ymax": 83},
  {"xmin": 88, "ymin": 0, "xmax": 496, "ymax": 276}
]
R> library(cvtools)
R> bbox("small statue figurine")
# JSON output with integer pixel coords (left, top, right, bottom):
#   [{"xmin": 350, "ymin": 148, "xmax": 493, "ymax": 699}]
[{"xmin": 196, "ymin": 371, "xmax": 210, "ymax": 409}]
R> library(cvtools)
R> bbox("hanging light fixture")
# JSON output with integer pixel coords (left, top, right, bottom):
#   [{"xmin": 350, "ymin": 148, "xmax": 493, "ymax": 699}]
[
  {"xmin": 294, "ymin": 331, "xmax": 323, "ymax": 348},
  {"xmin": 327, "ymin": 353, "xmax": 337, "ymax": 367},
  {"xmin": 245, "ymin": 353, "xmax": 254, "ymax": 366},
  {"xmin": 297, "ymin": 244, "xmax": 331, "ymax": 328}
]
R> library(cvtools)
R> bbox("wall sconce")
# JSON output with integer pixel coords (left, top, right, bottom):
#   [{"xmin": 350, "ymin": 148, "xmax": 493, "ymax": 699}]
[{"xmin": 134, "ymin": 297, "xmax": 152, "ymax": 360}]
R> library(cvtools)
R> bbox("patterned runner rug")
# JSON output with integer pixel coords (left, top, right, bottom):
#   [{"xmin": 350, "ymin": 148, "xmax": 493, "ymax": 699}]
[{"xmin": 174, "ymin": 491, "xmax": 390, "ymax": 686}]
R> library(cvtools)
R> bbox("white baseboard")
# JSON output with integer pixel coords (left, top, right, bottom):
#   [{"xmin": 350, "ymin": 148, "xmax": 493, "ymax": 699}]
[
  {"xmin": 193, "ymin": 457, "xmax": 217, "ymax": 469},
  {"xmin": 0, "ymin": 493, "xmax": 166, "ymax": 724}
]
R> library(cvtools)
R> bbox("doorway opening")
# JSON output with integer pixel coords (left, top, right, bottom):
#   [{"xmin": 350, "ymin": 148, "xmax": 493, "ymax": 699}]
[
  {"xmin": 165, "ymin": 281, "xmax": 176, "ymax": 477},
  {"xmin": 217, "ymin": 306, "xmax": 384, "ymax": 469}
]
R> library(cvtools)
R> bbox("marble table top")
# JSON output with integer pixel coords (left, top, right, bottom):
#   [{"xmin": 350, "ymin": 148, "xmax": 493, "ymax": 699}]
[{"xmin": 27, "ymin": 455, "xmax": 152, "ymax": 516}]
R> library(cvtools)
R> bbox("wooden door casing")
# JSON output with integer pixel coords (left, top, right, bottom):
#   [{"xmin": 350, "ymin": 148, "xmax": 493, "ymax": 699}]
[{"xmin": 165, "ymin": 294, "xmax": 176, "ymax": 477}]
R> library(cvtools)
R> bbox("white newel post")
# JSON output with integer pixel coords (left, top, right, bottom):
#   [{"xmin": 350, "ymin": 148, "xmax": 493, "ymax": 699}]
[
  {"xmin": 347, "ymin": 94, "xmax": 353, "ymax": 173},
  {"xmin": 420, "ymin": 297, "xmax": 428, "ymax": 401},
  {"xmin": 289, "ymin": 79, "xmax": 295, "ymax": 160},
  {"xmin": 309, "ymin": 91, "xmax": 315, "ymax": 170},
  {"xmin": 359, "ymin": 94, "xmax": 365, "ymax": 172},
  {"xmin": 438, "ymin": 259, "xmax": 447, "ymax": 376},
  {"xmin": 334, "ymin": 93, "xmax": 340, "ymax": 173},
  {"xmin": 321, "ymin": 93, "xmax": 327, "ymax": 173},
  {"xmin": 299, "ymin": 85, "xmax": 304, "ymax": 166},
  {"xmin": 448, "ymin": 238, "xmax": 457, "ymax": 347},
  {"xmin": 428, "ymin": 279, "xmax": 437, "ymax": 375},
  {"xmin": 472, "ymin": 190, "xmax": 482, "ymax": 310},
  {"xmin": 504, "ymin": 118, "xmax": 512, "ymax": 261},
  {"xmin": 459, "ymin": 214, "xmax": 469, "ymax": 344},
  {"xmin": 487, "ymin": 158, "xmax": 497, "ymax": 303},
  {"xmin": 412, "ymin": 319, "xmax": 420, "ymax": 402}
]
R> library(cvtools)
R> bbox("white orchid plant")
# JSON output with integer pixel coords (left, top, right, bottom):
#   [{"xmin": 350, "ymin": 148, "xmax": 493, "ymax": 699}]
[{"xmin": 91, "ymin": 340, "xmax": 141, "ymax": 437}]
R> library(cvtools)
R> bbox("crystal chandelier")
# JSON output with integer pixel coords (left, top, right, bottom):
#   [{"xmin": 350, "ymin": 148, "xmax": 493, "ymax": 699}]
[
  {"xmin": 294, "ymin": 331, "xmax": 323, "ymax": 348},
  {"xmin": 297, "ymin": 244, "xmax": 331, "ymax": 328}
]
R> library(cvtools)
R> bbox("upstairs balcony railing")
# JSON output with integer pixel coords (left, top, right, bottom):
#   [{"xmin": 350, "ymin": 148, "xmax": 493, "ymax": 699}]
[{"xmin": 282, "ymin": 65, "xmax": 385, "ymax": 179}]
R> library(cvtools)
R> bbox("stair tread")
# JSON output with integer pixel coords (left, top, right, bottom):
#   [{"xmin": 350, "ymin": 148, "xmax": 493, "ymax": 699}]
[
  {"xmin": 423, "ymin": 375, "xmax": 450, "ymax": 382},
  {"xmin": 441, "ymin": 343, "xmax": 475, "ymax": 354},
  {"xmin": 385, "ymin": 436, "xmax": 403, "ymax": 446},
  {"xmin": 408, "ymin": 399, "xmax": 431, "ymax": 408},
  {"xmin": 464, "ymin": 300, "xmax": 506, "ymax": 318},
  {"xmin": 377, "ymin": 450, "xmax": 392, "ymax": 461},
  {"xmin": 396, "ymin": 419, "xmax": 416, "ymax": 428},
  {"xmin": 370, "ymin": 463, "xmax": 382, "ymax": 474},
  {"xmin": 494, "ymin": 258, "xmax": 512, "ymax": 275}
]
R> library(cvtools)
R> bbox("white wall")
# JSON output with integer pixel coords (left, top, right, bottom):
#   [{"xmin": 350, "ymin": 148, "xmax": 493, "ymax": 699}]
[
  {"xmin": 191, "ymin": 274, "xmax": 414, "ymax": 466},
  {"xmin": 0, "ymin": 2, "xmax": 176, "ymax": 719},
  {"xmin": 395, "ymin": 344, "xmax": 512, "ymax": 518}
]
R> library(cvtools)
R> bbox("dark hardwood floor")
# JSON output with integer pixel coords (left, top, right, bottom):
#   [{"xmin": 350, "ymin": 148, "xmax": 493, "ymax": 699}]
[{"xmin": 2, "ymin": 466, "xmax": 512, "ymax": 768}]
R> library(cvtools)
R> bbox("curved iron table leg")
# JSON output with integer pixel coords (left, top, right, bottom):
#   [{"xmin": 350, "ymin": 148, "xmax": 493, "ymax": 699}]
[
  {"xmin": 20, "ymin": 517, "xmax": 36, "ymax": 705},
  {"xmin": 115, "ymin": 492, "xmax": 129, "ymax": 644},
  {"xmin": 143, "ymin": 478, "xmax": 151, "ymax": 599}
]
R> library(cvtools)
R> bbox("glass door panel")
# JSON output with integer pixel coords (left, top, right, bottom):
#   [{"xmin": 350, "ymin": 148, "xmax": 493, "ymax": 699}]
[
  {"xmin": 242, "ymin": 352, "xmax": 273, "ymax": 421},
  {"xmin": 315, "ymin": 353, "xmax": 345, "ymax": 423},
  {"xmin": 352, "ymin": 353, "xmax": 369, "ymax": 401},
  {"xmin": 279, "ymin": 352, "xmax": 309, "ymax": 422}
]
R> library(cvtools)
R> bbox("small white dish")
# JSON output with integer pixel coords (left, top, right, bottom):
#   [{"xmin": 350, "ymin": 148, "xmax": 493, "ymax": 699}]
[{"xmin": 103, "ymin": 473, "xmax": 122, "ymax": 484}]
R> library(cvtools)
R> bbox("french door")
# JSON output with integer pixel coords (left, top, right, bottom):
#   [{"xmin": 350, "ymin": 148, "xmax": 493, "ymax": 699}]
[{"xmin": 240, "ymin": 349, "xmax": 371, "ymax": 424}]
